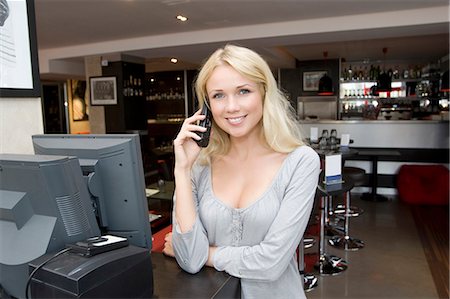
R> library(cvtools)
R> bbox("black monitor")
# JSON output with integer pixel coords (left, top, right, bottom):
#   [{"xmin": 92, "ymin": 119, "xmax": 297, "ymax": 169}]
[
  {"xmin": 32, "ymin": 134, "xmax": 152, "ymax": 250},
  {"xmin": 0, "ymin": 154, "xmax": 101, "ymax": 298}
]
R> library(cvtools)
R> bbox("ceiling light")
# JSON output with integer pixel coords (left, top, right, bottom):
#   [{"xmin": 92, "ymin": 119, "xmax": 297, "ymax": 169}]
[
  {"xmin": 176, "ymin": 15, "xmax": 188, "ymax": 22},
  {"xmin": 170, "ymin": 58, "xmax": 178, "ymax": 63}
]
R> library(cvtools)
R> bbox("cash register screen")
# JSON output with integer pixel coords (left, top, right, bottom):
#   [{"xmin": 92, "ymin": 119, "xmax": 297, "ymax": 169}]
[
  {"xmin": 0, "ymin": 154, "xmax": 101, "ymax": 298},
  {"xmin": 32, "ymin": 134, "xmax": 152, "ymax": 250}
]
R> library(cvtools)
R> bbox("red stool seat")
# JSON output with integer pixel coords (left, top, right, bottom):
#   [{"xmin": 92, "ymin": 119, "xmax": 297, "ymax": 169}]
[
  {"xmin": 151, "ymin": 225, "xmax": 172, "ymax": 253},
  {"xmin": 397, "ymin": 164, "xmax": 449, "ymax": 205}
]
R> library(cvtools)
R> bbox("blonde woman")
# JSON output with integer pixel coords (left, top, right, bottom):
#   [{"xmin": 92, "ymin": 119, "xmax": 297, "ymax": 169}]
[{"xmin": 164, "ymin": 44, "xmax": 320, "ymax": 298}]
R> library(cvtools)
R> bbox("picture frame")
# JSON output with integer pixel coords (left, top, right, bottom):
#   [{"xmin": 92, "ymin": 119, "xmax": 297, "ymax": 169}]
[
  {"xmin": 303, "ymin": 71, "xmax": 327, "ymax": 91},
  {"xmin": 89, "ymin": 76, "xmax": 118, "ymax": 105},
  {"xmin": 0, "ymin": 0, "xmax": 41, "ymax": 97}
]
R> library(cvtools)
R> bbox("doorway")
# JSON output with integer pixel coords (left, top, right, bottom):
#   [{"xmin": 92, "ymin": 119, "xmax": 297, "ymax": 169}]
[{"xmin": 41, "ymin": 82, "xmax": 68, "ymax": 133}]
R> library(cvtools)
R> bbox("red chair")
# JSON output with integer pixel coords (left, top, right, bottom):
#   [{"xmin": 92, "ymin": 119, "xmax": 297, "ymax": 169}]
[{"xmin": 397, "ymin": 164, "xmax": 449, "ymax": 205}]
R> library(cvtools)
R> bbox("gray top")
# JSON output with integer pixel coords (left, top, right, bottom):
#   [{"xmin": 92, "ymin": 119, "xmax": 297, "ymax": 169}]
[{"xmin": 172, "ymin": 146, "xmax": 320, "ymax": 299}]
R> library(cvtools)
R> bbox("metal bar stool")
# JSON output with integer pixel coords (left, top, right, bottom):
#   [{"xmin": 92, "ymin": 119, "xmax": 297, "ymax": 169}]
[
  {"xmin": 328, "ymin": 188, "xmax": 365, "ymax": 251},
  {"xmin": 314, "ymin": 181, "xmax": 352, "ymax": 276},
  {"xmin": 297, "ymin": 238, "xmax": 318, "ymax": 292},
  {"xmin": 326, "ymin": 195, "xmax": 345, "ymax": 237},
  {"xmin": 333, "ymin": 166, "xmax": 365, "ymax": 217}
]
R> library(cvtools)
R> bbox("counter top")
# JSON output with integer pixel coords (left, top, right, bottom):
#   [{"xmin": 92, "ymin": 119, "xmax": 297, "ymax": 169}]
[
  {"xmin": 299, "ymin": 120, "xmax": 448, "ymax": 149},
  {"xmin": 299, "ymin": 119, "xmax": 448, "ymax": 124},
  {"xmin": 151, "ymin": 253, "xmax": 239, "ymax": 298}
]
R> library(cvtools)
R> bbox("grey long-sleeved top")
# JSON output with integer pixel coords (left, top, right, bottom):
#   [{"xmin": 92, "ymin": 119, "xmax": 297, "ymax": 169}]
[{"xmin": 172, "ymin": 146, "xmax": 320, "ymax": 299}]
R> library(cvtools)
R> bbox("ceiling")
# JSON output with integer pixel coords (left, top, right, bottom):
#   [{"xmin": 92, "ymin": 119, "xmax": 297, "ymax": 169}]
[{"xmin": 34, "ymin": 0, "xmax": 450, "ymax": 78}]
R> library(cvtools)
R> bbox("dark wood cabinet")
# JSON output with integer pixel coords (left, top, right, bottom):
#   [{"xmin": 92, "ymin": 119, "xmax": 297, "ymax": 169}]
[
  {"xmin": 144, "ymin": 70, "xmax": 197, "ymax": 147},
  {"xmin": 102, "ymin": 61, "xmax": 147, "ymax": 132}
]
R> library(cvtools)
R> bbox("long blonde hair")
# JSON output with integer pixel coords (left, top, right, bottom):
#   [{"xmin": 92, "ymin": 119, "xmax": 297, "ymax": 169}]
[{"xmin": 195, "ymin": 44, "xmax": 304, "ymax": 163}]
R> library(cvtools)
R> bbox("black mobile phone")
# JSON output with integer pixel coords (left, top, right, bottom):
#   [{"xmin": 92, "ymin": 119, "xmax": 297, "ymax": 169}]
[{"xmin": 195, "ymin": 103, "xmax": 212, "ymax": 147}]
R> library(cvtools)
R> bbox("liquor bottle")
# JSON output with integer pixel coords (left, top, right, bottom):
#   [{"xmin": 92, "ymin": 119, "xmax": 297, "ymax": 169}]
[{"xmin": 342, "ymin": 68, "xmax": 348, "ymax": 81}]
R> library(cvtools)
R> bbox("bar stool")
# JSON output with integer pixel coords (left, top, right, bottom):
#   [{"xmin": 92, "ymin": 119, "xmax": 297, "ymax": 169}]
[
  {"xmin": 297, "ymin": 238, "xmax": 318, "ymax": 292},
  {"xmin": 303, "ymin": 237, "xmax": 315, "ymax": 249},
  {"xmin": 333, "ymin": 166, "xmax": 365, "ymax": 217},
  {"xmin": 325, "ymin": 202, "xmax": 345, "ymax": 238},
  {"xmin": 313, "ymin": 181, "xmax": 352, "ymax": 275},
  {"xmin": 328, "ymin": 186, "xmax": 365, "ymax": 251},
  {"xmin": 329, "ymin": 167, "xmax": 365, "ymax": 246}
]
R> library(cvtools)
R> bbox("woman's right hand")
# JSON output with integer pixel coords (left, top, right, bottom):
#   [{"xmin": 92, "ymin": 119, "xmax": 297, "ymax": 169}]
[{"xmin": 173, "ymin": 109, "xmax": 207, "ymax": 170}]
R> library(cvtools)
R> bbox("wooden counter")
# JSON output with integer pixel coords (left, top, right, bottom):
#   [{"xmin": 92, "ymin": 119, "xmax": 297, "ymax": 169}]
[{"xmin": 151, "ymin": 253, "xmax": 240, "ymax": 298}]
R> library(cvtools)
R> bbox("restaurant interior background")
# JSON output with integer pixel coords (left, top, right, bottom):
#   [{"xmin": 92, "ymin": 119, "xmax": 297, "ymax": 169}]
[
  {"xmin": 0, "ymin": 2, "xmax": 449, "ymax": 298},
  {"xmin": 32, "ymin": 0, "xmax": 449, "ymax": 135},
  {"xmin": 0, "ymin": 0, "xmax": 447, "ymax": 193}
]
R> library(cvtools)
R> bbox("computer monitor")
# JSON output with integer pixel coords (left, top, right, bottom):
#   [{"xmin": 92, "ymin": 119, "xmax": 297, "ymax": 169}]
[
  {"xmin": 0, "ymin": 154, "xmax": 101, "ymax": 298},
  {"xmin": 32, "ymin": 134, "xmax": 152, "ymax": 250}
]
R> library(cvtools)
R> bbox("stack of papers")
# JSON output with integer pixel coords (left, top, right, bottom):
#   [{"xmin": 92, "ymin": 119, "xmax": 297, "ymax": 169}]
[{"xmin": 145, "ymin": 188, "xmax": 159, "ymax": 197}]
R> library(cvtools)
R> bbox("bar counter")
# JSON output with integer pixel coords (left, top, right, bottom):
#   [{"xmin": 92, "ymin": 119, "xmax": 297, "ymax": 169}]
[
  {"xmin": 299, "ymin": 119, "xmax": 449, "ymax": 196},
  {"xmin": 299, "ymin": 119, "xmax": 449, "ymax": 149}
]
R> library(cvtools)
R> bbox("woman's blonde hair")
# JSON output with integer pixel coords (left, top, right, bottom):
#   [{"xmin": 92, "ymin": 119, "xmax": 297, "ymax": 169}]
[{"xmin": 195, "ymin": 44, "xmax": 304, "ymax": 163}]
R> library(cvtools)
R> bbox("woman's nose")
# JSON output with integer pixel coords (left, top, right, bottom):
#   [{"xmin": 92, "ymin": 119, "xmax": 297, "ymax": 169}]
[{"xmin": 225, "ymin": 96, "xmax": 240, "ymax": 112}]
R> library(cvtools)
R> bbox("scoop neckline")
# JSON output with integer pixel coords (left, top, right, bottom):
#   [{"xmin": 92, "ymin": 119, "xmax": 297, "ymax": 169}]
[{"xmin": 206, "ymin": 147, "xmax": 300, "ymax": 212}]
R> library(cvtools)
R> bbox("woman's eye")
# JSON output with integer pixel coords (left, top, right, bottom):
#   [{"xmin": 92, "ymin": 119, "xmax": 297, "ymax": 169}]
[
  {"xmin": 212, "ymin": 93, "xmax": 224, "ymax": 99},
  {"xmin": 238, "ymin": 89, "xmax": 250, "ymax": 95}
]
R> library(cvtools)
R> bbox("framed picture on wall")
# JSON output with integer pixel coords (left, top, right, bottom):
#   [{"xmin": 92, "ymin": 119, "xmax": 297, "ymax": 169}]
[
  {"xmin": 89, "ymin": 76, "xmax": 117, "ymax": 105},
  {"xmin": 0, "ymin": 0, "xmax": 41, "ymax": 97},
  {"xmin": 303, "ymin": 71, "xmax": 327, "ymax": 91}
]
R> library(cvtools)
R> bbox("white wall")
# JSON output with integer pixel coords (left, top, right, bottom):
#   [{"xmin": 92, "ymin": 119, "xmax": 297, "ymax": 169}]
[{"xmin": 0, "ymin": 97, "xmax": 44, "ymax": 154}]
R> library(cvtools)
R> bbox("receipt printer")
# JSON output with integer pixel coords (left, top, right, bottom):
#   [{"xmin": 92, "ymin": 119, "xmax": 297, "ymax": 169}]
[{"xmin": 28, "ymin": 245, "xmax": 153, "ymax": 298}]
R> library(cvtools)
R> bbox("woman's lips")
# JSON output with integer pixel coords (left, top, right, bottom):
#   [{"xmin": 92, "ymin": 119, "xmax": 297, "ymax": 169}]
[{"xmin": 226, "ymin": 116, "xmax": 246, "ymax": 125}]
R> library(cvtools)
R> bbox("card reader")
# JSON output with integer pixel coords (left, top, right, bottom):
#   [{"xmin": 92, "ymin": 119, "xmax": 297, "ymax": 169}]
[{"xmin": 66, "ymin": 235, "xmax": 129, "ymax": 257}]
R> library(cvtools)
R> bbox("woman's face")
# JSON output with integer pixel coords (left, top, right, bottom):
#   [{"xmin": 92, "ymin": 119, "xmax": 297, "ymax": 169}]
[{"xmin": 206, "ymin": 64, "xmax": 263, "ymax": 140}]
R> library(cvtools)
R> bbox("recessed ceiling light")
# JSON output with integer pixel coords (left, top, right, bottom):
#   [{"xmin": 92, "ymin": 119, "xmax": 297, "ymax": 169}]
[
  {"xmin": 170, "ymin": 58, "xmax": 178, "ymax": 63},
  {"xmin": 176, "ymin": 15, "xmax": 188, "ymax": 22}
]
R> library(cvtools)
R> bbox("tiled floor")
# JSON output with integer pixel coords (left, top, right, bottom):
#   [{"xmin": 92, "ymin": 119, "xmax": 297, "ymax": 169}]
[{"xmin": 304, "ymin": 194, "xmax": 442, "ymax": 299}]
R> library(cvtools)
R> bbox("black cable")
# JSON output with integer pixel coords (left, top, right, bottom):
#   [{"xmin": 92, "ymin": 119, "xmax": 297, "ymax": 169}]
[{"xmin": 25, "ymin": 248, "xmax": 71, "ymax": 299}]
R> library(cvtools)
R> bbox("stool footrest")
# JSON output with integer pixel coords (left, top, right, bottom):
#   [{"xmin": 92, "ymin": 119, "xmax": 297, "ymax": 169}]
[
  {"xmin": 314, "ymin": 254, "xmax": 348, "ymax": 276},
  {"xmin": 333, "ymin": 204, "xmax": 364, "ymax": 217},
  {"xmin": 303, "ymin": 274, "xmax": 318, "ymax": 292},
  {"xmin": 329, "ymin": 236, "xmax": 365, "ymax": 251}
]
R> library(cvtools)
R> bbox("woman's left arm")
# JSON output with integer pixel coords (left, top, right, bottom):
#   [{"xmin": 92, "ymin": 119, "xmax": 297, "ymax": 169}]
[{"xmin": 211, "ymin": 148, "xmax": 320, "ymax": 281}]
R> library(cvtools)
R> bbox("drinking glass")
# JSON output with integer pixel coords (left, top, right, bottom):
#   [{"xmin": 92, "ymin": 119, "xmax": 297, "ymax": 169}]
[
  {"xmin": 329, "ymin": 129, "xmax": 337, "ymax": 150},
  {"xmin": 320, "ymin": 130, "xmax": 328, "ymax": 150}
]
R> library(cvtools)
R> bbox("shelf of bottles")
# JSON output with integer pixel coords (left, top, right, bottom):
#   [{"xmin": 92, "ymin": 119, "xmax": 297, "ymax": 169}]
[
  {"xmin": 145, "ymin": 71, "xmax": 185, "ymax": 102},
  {"xmin": 145, "ymin": 71, "xmax": 186, "ymax": 122},
  {"xmin": 339, "ymin": 61, "xmax": 446, "ymax": 120},
  {"xmin": 340, "ymin": 80, "xmax": 420, "ymax": 119},
  {"xmin": 341, "ymin": 62, "xmax": 425, "ymax": 82},
  {"xmin": 123, "ymin": 74, "xmax": 144, "ymax": 97}
]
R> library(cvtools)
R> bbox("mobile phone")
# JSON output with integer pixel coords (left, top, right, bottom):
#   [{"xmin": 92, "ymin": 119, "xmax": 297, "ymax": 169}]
[{"xmin": 195, "ymin": 103, "xmax": 212, "ymax": 147}]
